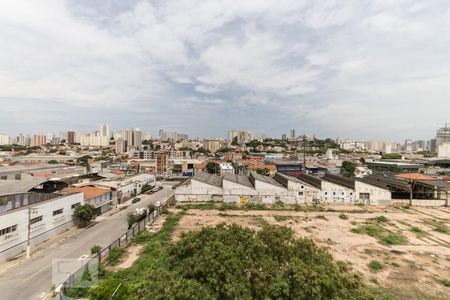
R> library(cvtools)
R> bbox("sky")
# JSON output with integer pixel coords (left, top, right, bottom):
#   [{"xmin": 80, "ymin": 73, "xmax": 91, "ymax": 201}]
[{"xmin": 0, "ymin": 0, "xmax": 449, "ymax": 141}]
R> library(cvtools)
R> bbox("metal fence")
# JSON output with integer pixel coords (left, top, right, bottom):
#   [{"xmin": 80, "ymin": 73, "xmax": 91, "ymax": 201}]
[{"xmin": 60, "ymin": 203, "xmax": 166, "ymax": 299}]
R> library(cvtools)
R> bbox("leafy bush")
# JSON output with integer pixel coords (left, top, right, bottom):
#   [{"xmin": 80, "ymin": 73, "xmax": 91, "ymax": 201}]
[
  {"xmin": 339, "ymin": 213, "xmax": 348, "ymax": 220},
  {"xmin": 369, "ymin": 260, "xmax": 383, "ymax": 271},
  {"xmin": 89, "ymin": 278, "xmax": 129, "ymax": 300},
  {"xmin": 442, "ymin": 279, "xmax": 450, "ymax": 287},
  {"xmin": 73, "ymin": 204, "xmax": 97, "ymax": 227},
  {"xmin": 90, "ymin": 245, "xmax": 102, "ymax": 255},
  {"xmin": 316, "ymin": 215, "xmax": 328, "ymax": 221},
  {"xmin": 134, "ymin": 224, "xmax": 375, "ymax": 299},
  {"xmin": 127, "ymin": 213, "xmax": 137, "ymax": 229},
  {"xmin": 375, "ymin": 216, "xmax": 388, "ymax": 223},
  {"xmin": 381, "ymin": 234, "xmax": 408, "ymax": 245},
  {"xmin": 132, "ymin": 231, "xmax": 151, "ymax": 244},
  {"xmin": 108, "ymin": 247, "xmax": 124, "ymax": 266}
]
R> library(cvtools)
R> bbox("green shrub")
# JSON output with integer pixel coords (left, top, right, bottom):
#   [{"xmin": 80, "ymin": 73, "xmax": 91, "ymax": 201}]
[
  {"xmin": 90, "ymin": 245, "xmax": 102, "ymax": 255},
  {"xmin": 108, "ymin": 247, "xmax": 124, "ymax": 266},
  {"xmin": 375, "ymin": 216, "xmax": 388, "ymax": 223},
  {"xmin": 369, "ymin": 260, "xmax": 383, "ymax": 271},
  {"xmin": 316, "ymin": 215, "xmax": 328, "ymax": 221},
  {"xmin": 132, "ymin": 231, "xmax": 151, "ymax": 244},
  {"xmin": 381, "ymin": 234, "xmax": 407, "ymax": 245},
  {"xmin": 339, "ymin": 213, "xmax": 348, "ymax": 220},
  {"xmin": 293, "ymin": 204, "xmax": 302, "ymax": 211},
  {"xmin": 89, "ymin": 278, "xmax": 129, "ymax": 300},
  {"xmin": 442, "ymin": 279, "xmax": 450, "ymax": 287}
]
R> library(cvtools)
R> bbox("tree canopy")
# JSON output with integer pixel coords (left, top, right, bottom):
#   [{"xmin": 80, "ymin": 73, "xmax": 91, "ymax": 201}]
[
  {"xmin": 341, "ymin": 161, "xmax": 356, "ymax": 177},
  {"xmin": 134, "ymin": 224, "xmax": 374, "ymax": 299},
  {"xmin": 206, "ymin": 162, "xmax": 220, "ymax": 174},
  {"xmin": 73, "ymin": 204, "xmax": 97, "ymax": 227}
]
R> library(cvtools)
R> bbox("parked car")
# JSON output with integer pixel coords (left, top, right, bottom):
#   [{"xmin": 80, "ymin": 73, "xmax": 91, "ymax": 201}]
[
  {"xmin": 132, "ymin": 197, "xmax": 141, "ymax": 204},
  {"xmin": 155, "ymin": 201, "xmax": 162, "ymax": 207},
  {"xmin": 152, "ymin": 186, "xmax": 163, "ymax": 193}
]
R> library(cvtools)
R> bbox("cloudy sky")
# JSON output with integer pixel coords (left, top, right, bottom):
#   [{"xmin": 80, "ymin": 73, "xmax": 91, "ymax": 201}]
[{"xmin": 0, "ymin": 0, "xmax": 449, "ymax": 141}]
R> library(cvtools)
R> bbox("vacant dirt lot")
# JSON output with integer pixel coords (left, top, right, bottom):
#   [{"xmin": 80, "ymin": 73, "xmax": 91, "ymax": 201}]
[{"xmin": 171, "ymin": 205, "xmax": 450, "ymax": 299}]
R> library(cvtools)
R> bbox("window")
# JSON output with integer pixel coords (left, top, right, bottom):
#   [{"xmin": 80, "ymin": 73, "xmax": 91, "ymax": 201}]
[
  {"xmin": 298, "ymin": 191, "xmax": 304, "ymax": 196},
  {"xmin": 30, "ymin": 215, "xmax": 43, "ymax": 225},
  {"xmin": 53, "ymin": 208, "xmax": 63, "ymax": 216},
  {"xmin": 359, "ymin": 193, "xmax": 370, "ymax": 200},
  {"xmin": 71, "ymin": 202, "xmax": 80, "ymax": 209},
  {"xmin": 333, "ymin": 192, "xmax": 336, "ymax": 195},
  {"xmin": 0, "ymin": 176, "xmax": 7, "ymax": 180},
  {"xmin": 15, "ymin": 174, "xmax": 21, "ymax": 180},
  {"xmin": 0, "ymin": 225, "xmax": 17, "ymax": 236},
  {"xmin": 301, "ymin": 185, "xmax": 304, "ymax": 189},
  {"xmin": 324, "ymin": 192, "xmax": 328, "ymax": 195},
  {"xmin": 342, "ymin": 192, "xmax": 345, "ymax": 195}
]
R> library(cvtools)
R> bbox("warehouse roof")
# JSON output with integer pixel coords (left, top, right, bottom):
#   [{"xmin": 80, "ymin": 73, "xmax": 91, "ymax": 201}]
[
  {"xmin": 0, "ymin": 178, "xmax": 49, "ymax": 196},
  {"xmin": 223, "ymin": 174, "xmax": 254, "ymax": 188},
  {"xmin": 191, "ymin": 172, "xmax": 223, "ymax": 187},
  {"xmin": 250, "ymin": 172, "xmax": 284, "ymax": 187}
]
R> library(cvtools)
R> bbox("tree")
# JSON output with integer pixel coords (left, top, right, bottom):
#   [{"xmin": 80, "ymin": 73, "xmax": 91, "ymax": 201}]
[
  {"xmin": 47, "ymin": 160, "xmax": 59, "ymax": 164},
  {"xmin": 256, "ymin": 168, "xmax": 270, "ymax": 175},
  {"xmin": 141, "ymin": 183, "xmax": 151, "ymax": 193},
  {"xmin": 231, "ymin": 136, "xmax": 239, "ymax": 146},
  {"xmin": 341, "ymin": 161, "xmax": 356, "ymax": 177},
  {"xmin": 246, "ymin": 140, "xmax": 261, "ymax": 152},
  {"xmin": 73, "ymin": 204, "xmax": 96, "ymax": 227},
  {"xmin": 206, "ymin": 162, "xmax": 220, "ymax": 174},
  {"xmin": 388, "ymin": 164, "xmax": 402, "ymax": 173},
  {"xmin": 360, "ymin": 157, "xmax": 366, "ymax": 163},
  {"xmin": 77, "ymin": 155, "xmax": 92, "ymax": 166},
  {"xmin": 135, "ymin": 224, "xmax": 374, "ymax": 299}
]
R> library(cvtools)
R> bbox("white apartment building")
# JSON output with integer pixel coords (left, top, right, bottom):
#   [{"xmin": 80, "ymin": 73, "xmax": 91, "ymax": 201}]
[
  {"xmin": 437, "ymin": 143, "xmax": 450, "ymax": 158},
  {"xmin": 0, "ymin": 134, "xmax": 11, "ymax": 145}
]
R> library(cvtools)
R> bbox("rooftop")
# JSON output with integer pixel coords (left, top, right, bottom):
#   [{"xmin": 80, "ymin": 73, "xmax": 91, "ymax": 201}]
[
  {"xmin": 62, "ymin": 186, "xmax": 111, "ymax": 200},
  {"xmin": 0, "ymin": 178, "xmax": 48, "ymax": 196},
  {"xmin": 223, "ymin": 174, "xmax": 254, "ymax": 188},
  {"xmin": 250, "ymin": 172, "xmax": 284, "ymax": 187},
  {"xmin": 191, "ymin": 172, "xmax": 223, "ymax": 187}
]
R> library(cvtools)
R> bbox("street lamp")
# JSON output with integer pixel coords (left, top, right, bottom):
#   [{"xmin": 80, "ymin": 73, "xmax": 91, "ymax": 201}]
[{"xmin": 26, "ymin": 207, "xmax": 39, "ymax": 258}]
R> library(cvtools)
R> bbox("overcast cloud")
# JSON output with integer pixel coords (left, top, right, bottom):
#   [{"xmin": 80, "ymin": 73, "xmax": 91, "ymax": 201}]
[{"xmin": 0, "ymin": 0, "xmax": 449, "ymax": 140}]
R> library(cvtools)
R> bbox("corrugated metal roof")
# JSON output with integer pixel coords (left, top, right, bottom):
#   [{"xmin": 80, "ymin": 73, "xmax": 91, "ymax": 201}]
[
  {"xmin": 0, "ymin": 178, "xmax": 48, "ymax": 196},
  {"xmin": 223, "ymin": 174, "xmax": 254, "ymax": 188},
  {"xmin": 191, "ymin": 172, "xmax": 223, "ymax": 187}
]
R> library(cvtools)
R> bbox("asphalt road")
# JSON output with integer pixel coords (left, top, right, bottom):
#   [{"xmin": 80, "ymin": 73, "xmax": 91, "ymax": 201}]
[{"xmin": 0, "ymin": 184, "xmax": 174, "ymax": 300}]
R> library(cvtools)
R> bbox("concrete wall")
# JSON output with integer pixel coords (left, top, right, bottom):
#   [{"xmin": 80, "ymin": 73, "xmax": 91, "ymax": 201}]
[
  {"xmin": 320, "ymin": 180, "xmax": 355, "ymax": 204},
  {"xmin": 392, "ymin": 199, "xmax": 447, "ymax": 207},
  {"xmin": 354, "ymin": 181, "xmax": 391, "ymax": 205},
  {"xmin": 0, "ymin": 193, "xmax": 83, "ymax": 262},
  {"xmin": 285, "ymin": 180, "xmax": 320, "ymax": 204}
]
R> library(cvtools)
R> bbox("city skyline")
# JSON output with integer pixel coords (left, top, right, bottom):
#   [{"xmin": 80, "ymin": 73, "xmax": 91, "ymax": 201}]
[{"xmin": 1, "ymin": 1, "xmax": 450, "ymax": 140}]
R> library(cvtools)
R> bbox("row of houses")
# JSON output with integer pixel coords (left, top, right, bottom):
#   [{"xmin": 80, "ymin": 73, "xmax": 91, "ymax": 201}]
[{"xmin": 175, "ymin": 172, "xmax": 450, "ymax": 206}]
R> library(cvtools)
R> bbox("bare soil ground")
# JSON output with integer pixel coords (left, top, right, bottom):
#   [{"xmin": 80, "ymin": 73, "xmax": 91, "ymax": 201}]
[
  {"xmin": 107, "ymin": 244, "xmax": 144, "ymax": 271},
  {"xmin": 171, "ymin": 205, "xmax": 450, "ymax": 299}
]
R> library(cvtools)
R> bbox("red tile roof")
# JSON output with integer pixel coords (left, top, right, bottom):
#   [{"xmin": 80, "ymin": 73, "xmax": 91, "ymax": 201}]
[
  {"xmin": 62, "ymin": 186, "xmax": 111, "ymax": 201},
  {"xmin": 396, "ymin": 173, "xmax": 436, "ymax": 180}
]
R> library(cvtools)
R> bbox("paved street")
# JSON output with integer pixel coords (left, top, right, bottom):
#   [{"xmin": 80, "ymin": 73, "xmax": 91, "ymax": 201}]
[{"xmin": 0, "ymin": 184, "xmax": 174, "ymax": 300}]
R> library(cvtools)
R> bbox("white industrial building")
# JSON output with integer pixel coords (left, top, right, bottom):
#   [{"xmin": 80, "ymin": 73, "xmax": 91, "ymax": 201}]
[
  {"xmin": 175, "ymin": 172, "xmax": 394, "ymax": 205},
  {"xmin": 0, "ymin": 180, "xmax": 83, "ymax": 262},
  {"xmin": 92, "ymin": 173, "xmax": 156, "ymax": 204}
]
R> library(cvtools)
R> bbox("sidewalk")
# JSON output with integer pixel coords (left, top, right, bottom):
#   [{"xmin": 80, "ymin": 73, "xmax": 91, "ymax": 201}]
[{"xmin": 0, "ymin": 225, "xmax": 82, "ymax": 276}]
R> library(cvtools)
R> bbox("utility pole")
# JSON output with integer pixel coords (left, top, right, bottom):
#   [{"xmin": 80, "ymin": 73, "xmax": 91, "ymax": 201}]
[
  {"xmin": 26, "ymin": 207, "xmax": 38, "ymax": 258},
  {"xmin": 302, "ymin": 135, "xmax": 307, "ymax": 174}
]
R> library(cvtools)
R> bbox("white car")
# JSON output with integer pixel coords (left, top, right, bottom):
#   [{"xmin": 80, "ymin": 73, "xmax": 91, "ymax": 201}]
[{"xmin": 155, "ymin": 201, "xmax": 162, "ymax": 207}]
